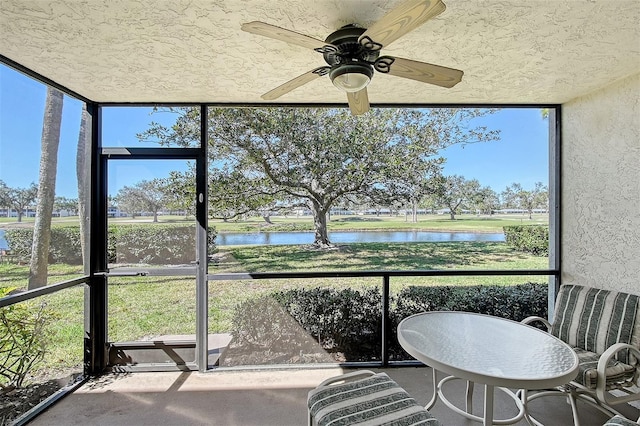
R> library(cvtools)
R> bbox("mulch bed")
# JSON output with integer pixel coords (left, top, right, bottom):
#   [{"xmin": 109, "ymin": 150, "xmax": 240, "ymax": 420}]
[
  {"xmin": 0, "ymin": 371, "xmax": 80, "ymax": 426},
  {"xmin": 1, "ymin": 380, "xmax": 62, "ymax": 425}
]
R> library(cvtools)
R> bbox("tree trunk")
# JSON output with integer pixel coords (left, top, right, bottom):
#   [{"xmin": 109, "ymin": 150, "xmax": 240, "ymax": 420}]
[
  {"xmin": 29, "ymin": 88, "xmax": 64, "ymax": 290},
  {"xmin": 76, "ymin": 104, "xmax": 91, "ymax": 273},
  {"xmin": 262, "ymin": 211, "xmax": 272, "ymax": 224},
  {"xmin": 310, "ymin": 201, "xmax": 331, "ymax": 247},
  {"xmin": 449, "ymin": 210, "xmax": 456, "ymax": 220},
  {"xmin": 412, "ymin": 200, "xmax": 418, "ymax": 223}
]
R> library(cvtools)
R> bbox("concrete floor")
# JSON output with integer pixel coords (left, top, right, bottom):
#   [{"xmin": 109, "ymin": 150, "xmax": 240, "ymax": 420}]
[{"xmin": 30, "ymin": 367, "xmax": 639, "ymax": 426}]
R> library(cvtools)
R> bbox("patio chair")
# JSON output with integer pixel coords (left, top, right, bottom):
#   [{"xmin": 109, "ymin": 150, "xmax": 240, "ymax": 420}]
[
  {"xmin": 522, "ymin": 284, "xmax": 640, "ymax": 426},
  {"xmin": 604, "ymin": 414, "xmax": 640, "ymax": 425},
  {"xmin": 307, "ymin": 370, "xmax": 440, "ymax": 426}
]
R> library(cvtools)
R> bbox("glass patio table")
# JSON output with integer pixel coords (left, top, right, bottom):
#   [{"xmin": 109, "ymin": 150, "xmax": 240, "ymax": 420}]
[{"xmin": 398, "ymin": 311, "xmax": 579, "ymax": 426}]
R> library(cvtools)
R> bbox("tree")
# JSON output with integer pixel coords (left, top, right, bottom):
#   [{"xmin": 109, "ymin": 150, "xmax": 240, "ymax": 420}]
[
  {"xmin": 501, "ymin": 182, "xmax": 548, "ymax": 219},
  {"xmin": 162, "ymin": 170, "xmax": 196, "ymax": 218},
  {"xmin": 473, "ymin": 186, "xmax": 500, "ymax": 215},
  {"xmin": 53, "ymin": 196, "xmax": 78, "ymax": 216},
  {"xmin": 436, "ymin": 175, "xmax": 482, "ymax": 220},
  {"xmin": 140, "ymin": 107, "xmax": 500, "ymax": 247},
  {"xmin": 115, "ymin": 179, "xmax": 168, "ymax": 222},
  {"xmin": 1, "ymin": 183, "xmax": 38, "ymax": 222},
  {"xmin": 76, "ymin": 104, "xmax": 91, "ymax": 270},
  {"xmin": 29, "ymin": 87, "xmax": 64, "ymax": 289},
  {"xmin": 0, "ymin": 181, "xmax": 9, "ymax": 217},
  {"xmin": 400, "ymin": 164, "xmax": 445, "ymax": 224}
]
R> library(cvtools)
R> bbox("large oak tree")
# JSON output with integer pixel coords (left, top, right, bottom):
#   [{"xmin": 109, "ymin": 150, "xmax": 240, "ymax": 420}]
[{"xmin": 140, "ymin": 107, "xmax": 499, "ymax": 247}]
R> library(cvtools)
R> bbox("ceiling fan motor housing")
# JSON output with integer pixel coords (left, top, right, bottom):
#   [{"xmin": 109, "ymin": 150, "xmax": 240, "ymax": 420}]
[{"xmin": 322, "ymin": 24, "xmax": 379, "ymax": 68}]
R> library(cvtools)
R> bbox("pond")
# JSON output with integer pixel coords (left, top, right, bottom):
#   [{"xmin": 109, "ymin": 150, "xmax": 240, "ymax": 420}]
[
  {"xmin": 0, "ymin": 229, "xmax": 505, "ymax": 250},
  {"xmin": 216, "ymin": 230, "xmax": 505, "ymax": 246}
]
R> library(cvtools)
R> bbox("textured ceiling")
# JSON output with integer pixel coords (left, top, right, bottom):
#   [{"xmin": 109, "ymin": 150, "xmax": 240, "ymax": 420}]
[{"xmin": 1, "ymin": 0, "xmax": 639, "ymax": 105}]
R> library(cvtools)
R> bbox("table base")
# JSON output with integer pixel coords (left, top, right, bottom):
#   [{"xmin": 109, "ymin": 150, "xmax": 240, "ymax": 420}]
[
  {"xmin": 427, "ymin": 369, "xmax": 538, "ymax": 426},
  {"xmin": 522, "ymin": 387, "xmax": 625, "ymax": 426}
]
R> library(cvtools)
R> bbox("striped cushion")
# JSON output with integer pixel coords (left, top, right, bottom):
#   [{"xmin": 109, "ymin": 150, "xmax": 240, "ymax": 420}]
[
  {"xmin": 604, "ymin": 414, "xmax": 640, "ymax": 426},
  {"xmin": 551, "ymin": 285, "xmax": 640, "ymax": 365},
  {"xmin": 308, "ymin": 372, "xmax": 440, "ymax": 426},
  {"xmin": 573, "ymin": 347, "xmax": 636, "ymax": 389}
]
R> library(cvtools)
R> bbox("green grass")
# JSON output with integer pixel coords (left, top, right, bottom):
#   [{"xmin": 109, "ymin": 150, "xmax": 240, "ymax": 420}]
[
  {"xmin": 0, "ymin": 212, "xmax": 547, "ymax": 235},
  {"xmin": 208, "ymin": 213, "xmax": 548, "ymax": 233},
  {"xmin": 107, "ymin": 275, "xmax": 197, "ymax": 341},
  {"xmin": 222, "ymin": 241, "xmax": 542, "ymax": 272},
  {"xmin": 0, "ymin": 263, "xmax": 84, "ymax": 291}
]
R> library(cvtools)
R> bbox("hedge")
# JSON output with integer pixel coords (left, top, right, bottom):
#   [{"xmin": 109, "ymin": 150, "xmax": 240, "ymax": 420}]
[
  {"xmin": 503, "ymin": 225, "xmax": 549, "ymax": 256},
  {"xmin": 230, "ymin": 283, "xmax": 548, "ymax": 363},
  {"xmin": 273, "ymin": 288, "xmax": 383, "ymax": 359},
  {"xmin": 4, "ymin": 224, "xmax": 217, "ymax": 265},
  {"xmin": 4, "ymin": 227, "xmax": 83, "ymax": 264},
  {"xmin": 107, "ymin": 224, "xmax": 216, "ymax": 264}
]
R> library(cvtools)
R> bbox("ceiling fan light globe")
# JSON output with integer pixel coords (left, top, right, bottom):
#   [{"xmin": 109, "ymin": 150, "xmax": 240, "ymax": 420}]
[
  {"xmin": 330, "ymin": 64, "xmax": 373, "ymax": 92},
  {"xmin": 332, "ymin": 73, "xmax": 370, "ymax": 92}
]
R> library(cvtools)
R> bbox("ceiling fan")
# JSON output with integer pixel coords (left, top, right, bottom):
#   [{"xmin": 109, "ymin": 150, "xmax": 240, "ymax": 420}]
[{"xmin": 241, "ymin": 0, "xmax": 463, "ymax": 115}]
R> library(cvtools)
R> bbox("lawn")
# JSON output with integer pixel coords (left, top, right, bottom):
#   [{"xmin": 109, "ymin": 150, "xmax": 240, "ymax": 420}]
[{"xmin": 221, "ymin": 241, "xmax": 542, "ymax": 272}]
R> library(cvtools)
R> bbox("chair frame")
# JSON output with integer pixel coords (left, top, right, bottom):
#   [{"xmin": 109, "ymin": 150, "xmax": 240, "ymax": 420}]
[{"xmin": 522, "ymin": 316, "xmax": 640, "ymax": 426}]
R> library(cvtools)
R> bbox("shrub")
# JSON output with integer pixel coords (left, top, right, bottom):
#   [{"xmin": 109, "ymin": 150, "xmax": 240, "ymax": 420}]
[
  {"xmin": 503, "ymin": 225, "xmax": 549, "ymax": 256},
  {"xmin": 231, "ymin": 283, "xmax": 548, "ymax": 363},
  {"xmin": 273, "ymin": 288, "xmax": 382, "ymax": 359},
  {"xmin": 392, "ymin": 283, "xmax": 548, "ymax": 324},
  {"xmin": 49, "ymin": 227, "xmax": 84, "ymax": 264},
  {"xmin": 229, "ymin": 296, "xmax": 316, "ymax": 350},
  {"xmin": 4, "ymin": 227, "xmax": 83, "ymax": 264},
  {"xmin": 5, "ymin": 224, "xmax": 217, "ymax": 265},
  {"xmin": 391, "ymin": 283, "xmax": 548, "ymax": 359},
  {"xmin": 3, "ymin": 229, "xmax": 32, "ymax": 263},
  {"xmin": 108, "ymin": 224, "xmax": 211, "ymax": 264},
  {"xmin": 0, "ymin": 288, "xmax": 57, "ymax": 389}
]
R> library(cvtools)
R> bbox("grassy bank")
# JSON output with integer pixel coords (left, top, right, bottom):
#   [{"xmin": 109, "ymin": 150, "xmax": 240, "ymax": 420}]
[
  {"xmin": 213, "ymin": 213, "xmax": 548, "ymax": 233},
  {"xmin": 1, "ymin": 212, "xmax": 547, "ymax": 231}
]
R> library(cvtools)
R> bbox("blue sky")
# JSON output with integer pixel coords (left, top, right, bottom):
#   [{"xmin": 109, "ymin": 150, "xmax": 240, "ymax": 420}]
[{"xmin": 0, "ymin": 64, "xmax": 548, "ymax": 198}]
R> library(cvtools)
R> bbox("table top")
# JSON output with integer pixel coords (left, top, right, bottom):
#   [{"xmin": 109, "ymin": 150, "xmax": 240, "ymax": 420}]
[{"xmin": 397, "ymin": 311, "xmax": 579, "ymax": 389}]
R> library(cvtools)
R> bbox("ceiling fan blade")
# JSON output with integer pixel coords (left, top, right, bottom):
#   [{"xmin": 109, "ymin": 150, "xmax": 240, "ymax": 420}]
[
  {"xmin": 385, "ymin": 56, "xmax": 463, "ymax": 88},
  {"xmin": 359, "ymin": 0, "xmax": 446, "ymax": 48},
  {"xmin": 347, "ymin": 88, "xmax": 370, "ymax": 115},
  {"xmin": 241, "ymin": 21, "xmax": 333, "ymax": 51},
  {"xmin": 261, "ymin": 68, "xmax": 328, "ymax": 100}
]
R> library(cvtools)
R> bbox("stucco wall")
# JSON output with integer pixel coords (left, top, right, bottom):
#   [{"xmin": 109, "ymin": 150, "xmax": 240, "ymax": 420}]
[{"xmin": 561, "ymin": 73, "xmax": 640, "ymax": 293}]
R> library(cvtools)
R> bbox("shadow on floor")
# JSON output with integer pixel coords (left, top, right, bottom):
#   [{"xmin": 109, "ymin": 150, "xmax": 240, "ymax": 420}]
[{"xmin": 30, "ymin": 367, "xmax": 639, "ymax": 426}]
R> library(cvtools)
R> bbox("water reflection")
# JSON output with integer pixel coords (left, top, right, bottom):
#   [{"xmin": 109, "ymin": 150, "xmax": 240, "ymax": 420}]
[{"xmin": 216, "ymin": 230, "xmax": 504, "ymax": 246}]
